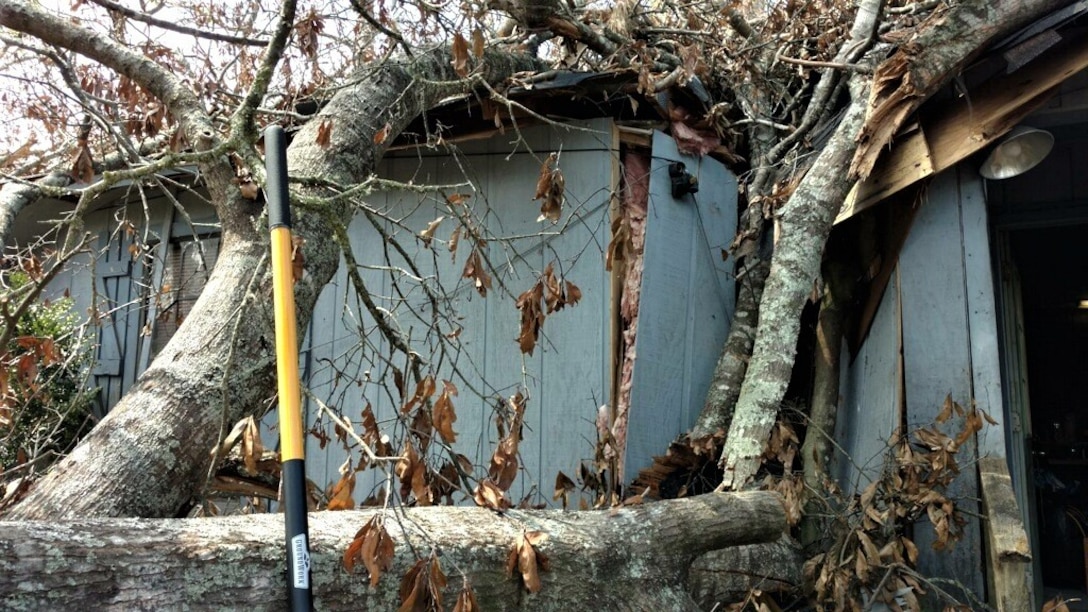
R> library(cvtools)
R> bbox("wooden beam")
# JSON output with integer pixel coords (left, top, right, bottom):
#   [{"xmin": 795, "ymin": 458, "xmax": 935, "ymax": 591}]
[
  {"xmin": 978, "ymin": 456, "xmax": 1033, "ymax": 612},
  {"xmin": 836, "ymin": 33, "xmax": 1088, "ymax": 224}
]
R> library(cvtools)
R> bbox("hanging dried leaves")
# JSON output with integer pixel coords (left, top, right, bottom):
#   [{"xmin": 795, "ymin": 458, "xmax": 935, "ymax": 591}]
[
  {"xmin": 291, "ymin": 236, "xmax": 305, "ymax": 284},
  {"xmin": 326, "ymin": 459, "xmax": 356, "ymax": 510},
  {"xmin": 344, "ymin": 515, "xmax": 395, "ymax": 587},
  {"xmin": 534, "ymin": 153, "xmax": 565, "ymax": 224},
  {"xmin": 514, "ymin": 263, "xmax": 582, "ymax": 355},
  {"xmin": 432, "ymin": 380, "xmax": 458, "ymax": 444},
  {"xmin": 514, "ymin": 281, "xmax": 544, "ymax": 355},
  {"xmin": 395, "ymin": 443, "xmax": 433, "ymax": 506},
  {"xmin": 806, "ymin": 398, "xmax": 989, "ymax": 610},
  {"xmin": 452, "ymin": 579, "xmax": 480, "ymax": 612},
  {"xmin": 471, "ymin": 29, "xmax": 485, "ymax": 58},
  {"xmin": 461, "ymin": 246, "xmax": 491, "ymax": 297},
  {"xmin": 240, "ymin": 415, "xmax": 263, "ymax": 474},
  {"xmin": 486, "ymin": 392, "xmax": 525, "ymax": 492},
  {"xmin": 505, "ymin": 531, "xmax": 549, "ymax": 593},
  {"xmin": 399, "ymin": 554, "xmax": 447, "ymax": 612},
  {"xmin": 70, "ymin": 140, "xmax": 94, "ymax": 183},
  {"xmin": 451, "ymin": 32, "xmax": 470, "ymax": 77},
  {"xmin": 295, "ymin": 8, "xmax": 324, "ymax": 59},
  {"xmin": 418, "ymin": 216, "xmax": 445, "ymax": 248},
  {"xmin": 402, "ymin": 374, "xmax": 436, "ymax": 414},
  {"xmin": 553, "ymin": 471, "xmax": 575, "ymax": 509},
  {"xmin": 472, "ymin": 478, "xmax": 511, "ymax": 511},
  {"xmin": 448, "ymin": 226, "xmax": 462, "ymax": 262}
]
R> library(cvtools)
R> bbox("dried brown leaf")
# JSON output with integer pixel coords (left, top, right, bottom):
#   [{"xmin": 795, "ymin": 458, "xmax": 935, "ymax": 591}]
[
  {"xmin": 344, "ymin": 516, "xmax": 395, "ymax": 587},
  {"xmin": 453, "ymin": 579, "xmax": 480, "ymax": 612},
  {"xmin": 316, "ymin": 119, "xmax": 333, "ymax": 148},
  {"xmin": 291, "ymin": 236, "xmax": 305, "ymax": 284},
  {"xmin": 534, "ymin": 153, "xmax": 565, "ymax": 223},
  {"xmin": 515, "ymin": 281, "xmax": 544, "ymax": 354},
  {"xmin": 448, "ymin": 226, "xmax": 462, "ymax": 262},
  {"xmin": 326, "ymin": 471, "xmax": 356, "ymax": 511},
  {"xmin": 473, "ymin": 478, "xmax": 511, "ymax": 510},
  {"xmin": 374, "ymin": 123, "xmax": 391, "ymax": 145},
  {"xmin": 419, "ymin": 216, "xmax": 445, "ymax": 247},
  {"xmin": 433, "ymin": 380, "xmax": 459, "ymax": 444},
  {"xmin": 461, "ymin": 247, "xmax": 492, "ymax": 297},
  {"xmin": 241, "ymin": 416, "xmax": 263, "ymax": 474},
  {"xmin": 553, "ymin": 471, "xmax": 575, "ymax": 505},
  {"xmin": 451, "ymin": 32, "xmax": 470, "ymax": 77},
  {"xmin": 70, "ymin": 143, "xmax": 94, "ymax": 183},
  {"xmin": 471, "ymin": 29, "xmax": 485, "ymax": 58}
]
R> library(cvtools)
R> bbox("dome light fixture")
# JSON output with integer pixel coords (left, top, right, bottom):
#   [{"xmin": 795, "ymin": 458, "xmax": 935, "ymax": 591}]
[{"xmin": 979, "ymin": 126, "xmax": 1054, "ymax": 180}]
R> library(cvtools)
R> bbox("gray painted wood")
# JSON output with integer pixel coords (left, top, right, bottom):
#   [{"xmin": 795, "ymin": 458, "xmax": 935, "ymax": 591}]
[
  {"xmin": 623, "ymin": 131, "xmax": 737, "ymax": 481},
  {"xmin": 299, "ymin": 119, "xmax": 618, "ymax": 506},
  {"xmin": 897, "ymin": 168, "xmax": 984, "ymax": 603},
  {"xmin": 957, "ymin": 168, "xmax": 1008, "ymax": 460},
  {"xmin": 834, "ymin": 273, "xmax": 902, "ymax": 493}
]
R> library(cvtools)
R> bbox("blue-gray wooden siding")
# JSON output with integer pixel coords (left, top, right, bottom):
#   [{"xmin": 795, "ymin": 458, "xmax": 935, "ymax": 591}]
[
  {"xmin": 837, "ymin": 166, "xmax": 1011, "ymax": 602},
  {"xmin": 300, "ymin": 119, "xmax": 618, "ymax": 503},
  {"xmin": 35, "ymin": 192, "xmax": 186, "ymax": 417},
  {"xmin": 622, "ymin": 131, "xmax": 737, "ymax": 479}
]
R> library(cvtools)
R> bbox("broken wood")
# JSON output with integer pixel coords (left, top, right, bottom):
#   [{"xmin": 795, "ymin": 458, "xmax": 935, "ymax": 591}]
[
  {"xmin": 0, "ymin": 491, "xmax": 785, "ymax": 610},
  {"xmin": 978, "ymin": 456, "xmax": 1033, "ymax": 612},
  {"xmin": 839, "ymin": 29, "xmax": 1088, "ymax": 223}
]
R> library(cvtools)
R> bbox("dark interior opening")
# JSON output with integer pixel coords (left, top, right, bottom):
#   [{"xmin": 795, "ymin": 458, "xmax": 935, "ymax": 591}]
[{"xmin": 1009, "ymin": 224, "xmax": 1088, "ymax": 595}]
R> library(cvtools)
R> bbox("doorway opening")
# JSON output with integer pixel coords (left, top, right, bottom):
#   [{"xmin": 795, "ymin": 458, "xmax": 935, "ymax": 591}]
[{"xmin": 1000, "ymin": 223, "xmax": 1088, "ymax": 607}]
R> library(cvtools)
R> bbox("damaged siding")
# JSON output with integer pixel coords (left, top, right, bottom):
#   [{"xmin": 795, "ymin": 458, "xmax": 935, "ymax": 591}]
[
  {"xmin": 622, "ymin": 131, "xmax": 737, "ymax": 482},
  {"xmin": 838, "ymin": 166, "xmax": 1008, "ymax": 602}
]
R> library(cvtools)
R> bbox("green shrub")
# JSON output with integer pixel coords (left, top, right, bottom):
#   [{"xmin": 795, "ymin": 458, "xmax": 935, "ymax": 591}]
[{"xmin": 1, "ymin": 271, "xmax": 96, "ymax": 473}]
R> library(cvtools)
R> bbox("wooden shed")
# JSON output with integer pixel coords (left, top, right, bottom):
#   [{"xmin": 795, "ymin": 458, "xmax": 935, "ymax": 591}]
[{"xmin": 9, "ymin": 79, "xmax": 738, "ymax": 507}]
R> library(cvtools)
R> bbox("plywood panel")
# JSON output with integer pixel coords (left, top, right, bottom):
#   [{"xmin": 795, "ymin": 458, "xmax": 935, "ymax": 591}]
[
  {"xmin": 958, "ymin": 168, "xmax": 1008, "ymax": 460},
  {"xmin": 537, "ymin": 146, "xmax": 615, "ymax": 497},
  {"xmin": 298, "ymin": 119, "xmax": 615, "ymax": 506},
  {"xmin": 834, "ymin": 274, "xmax": 901, "ymax": 492},
  {"xmin": 624, "ymin": 131, "xmax": 737, "ymax": 480},
  {"xmin": 897, "ymin": 168, "xmax": 984, "ymax": 602}
]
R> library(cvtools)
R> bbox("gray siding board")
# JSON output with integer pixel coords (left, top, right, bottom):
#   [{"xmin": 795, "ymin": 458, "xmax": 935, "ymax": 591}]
[
  {"xmin": 958, "ymin": 168, "xmax": 1008, "ymax": 460},
  {"xmin": 624, "ymin": 131, "xmax": 737, "ymax": 480},
  {"xmin": 897, "ymin": 168, "xmax": 984, "ymax": 602},
  {"xmin": 299, "ymin": 119, "xmax": 616, "ymax": 505},
  {"xmin": 835, "ymin": 273, "xmax": 901, "ymax": 492}
]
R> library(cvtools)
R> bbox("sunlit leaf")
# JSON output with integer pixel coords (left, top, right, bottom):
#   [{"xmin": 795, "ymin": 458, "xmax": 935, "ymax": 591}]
[{"xmin": 451, "ymin": 32, "xmax": 470, "ymax": 77}]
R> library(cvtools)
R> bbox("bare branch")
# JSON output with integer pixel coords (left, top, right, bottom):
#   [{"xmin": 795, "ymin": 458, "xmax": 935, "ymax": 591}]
[{"xmin": 84, "ymin": 0, "xmax": 268, "ymax": 46}]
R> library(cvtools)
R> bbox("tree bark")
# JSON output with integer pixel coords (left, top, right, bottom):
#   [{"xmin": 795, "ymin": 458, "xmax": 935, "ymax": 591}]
[
  {"xmin": 799, "ymin": 258, "xmax": 855, "ymax": 548},
  {"xmin": 2, "ymin": 47, "xmax": 540, "ymax": 520},
  {"xmin": 718, "ymin": 89, "xmax": 869, "ymax": 490},
  {"xmin": 0, "ymin": 491, "xmax": 785, "ymax": 610}
]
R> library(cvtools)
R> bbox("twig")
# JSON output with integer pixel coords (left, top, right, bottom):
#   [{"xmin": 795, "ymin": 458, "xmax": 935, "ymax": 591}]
[
  {"xmin": 777, "ymin": 55, "xmax": 873, "ymax": 74},
  {"xmin": 84, "ymin": 0, "xmax": 268, "ymax": 46},
  {"xmin": 307, "ymin": 390, "xmax": 401, "ymax": 465}
]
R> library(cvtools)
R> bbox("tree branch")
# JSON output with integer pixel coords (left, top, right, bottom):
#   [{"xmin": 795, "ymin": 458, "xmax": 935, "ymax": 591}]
[{"xmin": 84, "ymin": 0, "xmax": 269, "ymax": 46}]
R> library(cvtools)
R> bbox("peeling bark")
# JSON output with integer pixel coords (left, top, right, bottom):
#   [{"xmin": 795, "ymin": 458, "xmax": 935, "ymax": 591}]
[
  {"xmin": 850, "ymin": 0, "xmax": 1070, "ymax": 180},
  {"xmin": 0, "ymin": 491, "xmax": 785, "ymax": 610}
]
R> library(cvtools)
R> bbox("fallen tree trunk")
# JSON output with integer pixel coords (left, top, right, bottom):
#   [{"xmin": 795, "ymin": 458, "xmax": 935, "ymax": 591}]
[{"xmin": 0, "ymin": 491, "xmax": 784, "ymax": 611}]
